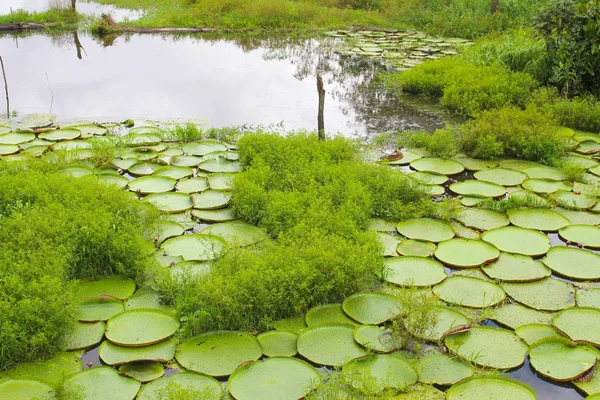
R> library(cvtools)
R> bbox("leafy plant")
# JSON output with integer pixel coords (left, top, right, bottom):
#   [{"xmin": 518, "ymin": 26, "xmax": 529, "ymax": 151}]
[{"xmin": 397, "ymin": 127, "xmax": 459, "ymax": 158}]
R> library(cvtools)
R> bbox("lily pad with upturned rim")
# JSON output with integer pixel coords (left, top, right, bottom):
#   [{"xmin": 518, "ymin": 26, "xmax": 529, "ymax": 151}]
[
  {"xmin": 197, "ymin": 158, "xmax": 241, "ymax": 173},
  {"xmin": 383, "ymin": 256, "xmax": 447, "ymax": 287},
  {"xmin": 473, "ymin": 168, "xmax": 527, "ymax": 186},
  {"xmin": 161, "ymin": 234, "xmax": 226, "ymax": 261},
  {"xmin": 72, "ymin": 276, "xmax": 135, "ymax": 303},
  {"xmin": 341, "ymin": 354, "xmax": 417, "ymax": 393},
  {"xmin": 449, "ymin": 180, "xmax": 506, "ymax": 198},
  {"xmin": 273, "ymin": 316, "xmax": 307, "ymax": 334},
  {"xmin": 552, "ymin": 190, "xmax": 596, "ymax": 209},
  {"xmin": 396, "ymin": 218, "xmax": 455, "ymax": 243},
  {"xmin": 410, "ymin": 158, "xmax": 464, "ymax": 175},
  {"xmin": 489, "ymin": 303, "xmax": 554, "ymax": 329},
  {"xmin": 60, "ymin": 321, "xmax": 105, "ymax": 351},
  {"xmin": 0, "ymin": 379, "xmax": 55, "ymax": 400},
  {"xmin": 406, "ymin": 306, "xmax": 470, "ymax": 342},
  {"xmin": 453, "ymin": 208, "xmax": 509, "ymax": 232},
  {"xmin": 297, "ymin": 323, "xmax": 368, "ymax": 367},
  {"xmin": 542, "ymin": 246, "xmax": 600, "ymax": 280},
  {"xmin": 192, "ymin": 208, "xmax": 237, "ymax": 222},
  {"xmin": 417, "ymin": 353, "xmax": 473, "ymax": 386},
  {"xmin": 353, "ymin": 325, "xmax": 398, "ymax": 353},
  {"xmin": 377, "ymin": 232, "xmax": 401, "ymax": 256},
  {"xmin": 507, "ymin": 208, "xmax": 570, "ymax": 232},
  {"xmin": 182, "ymin": 140, "xmax": 228, "ymax": 156},
  {"xmin": 446, "ymin": 376, "xmax": 536, "ymax": 400},
  {"xmin": 137, "ymin": 372, "xmax": 222, "ymax": 400},
  {"xmin": 38, "ymin": 128, "xmax": 81, "ymax": 142},
  {"xmin": 396, "ymin": 239, "xmax": 436, "ymax": 257},
  {"xmin": 305, "ymin": 304, "xmax": 358, "ymax": 327},
  {"xmin": 0, "ymin": 132, "xmax": 35, "ymax": 145},
  {"xmin": 118, "ymin": 361, "xmax": 165, "ymax": 383},
  {"xmin": 529, "ymin": 337, "xmax": 599, "ymax": 381},
  {"xmin": 144, "ymin": 192, "xmax": 193, "ymax": 213},
  {"xmin": 522, "ymin": 178, "xmax": 572, "ymax": 194},
  {"xmin": 432, "ymin": 276, "xmax": 505, "ymax": 308},
  {"xmin": 175, "ymin": 177, "xmax": 210, "ymax": 193},
  {"xmin": 63, "ymin": 366, "xmax": 141, "ymax": 400},
  {"xmin": 128, "ymin": 176, "xmax": 176, "ymax": 194},
  {"xmin": 191, "ymin": 190, "xmax": 232, "ymax": 210},
  {"xmin": 257, "ymin": 331, "xmax": 297, "ymax": 357},
  {"xmin": 523, "ymin": 166, "xmax": 567, "ymax": 181},
  {"xmin": 502, "ymin": 278, "xmax": 575, "ymax": 311},
  {"xmin": 341, "ymin": 292, "xmax": 404, "ymax": 325},
  {"xmin": 577, "ymin": 288, "xmax": 600, "ymax": 308},
  {"xmin": 76, "ymin": 297, "xmax": 124, "ymax": 322},
  {"xmin": 552, "ymin": 307, "xmax": 600, "ymax": 347},
  {"xmin": 176, "ymin": 331, "xmax": 263, "ymax": 377},
  {"xmin": 98, "ymin": 336, "xmax": 177, "ymax": 366},
  {"xmin": 482, "ymin": 226, "xmax": 550, "ymax": 257},
  {"xmin": 105, "ymin": 309, "xmax": 179, "ymax": 347},
  {"xmin": 482, "ymin": 252, "xmax": 551, "ymax": 282},
  {"xmin": 515, "ymin": 323, "xmax": 565, "ymax": 346},
  {"xmin": 434, "ymin": 238, "xmax": 499, "ymax": 268},
  {"xmin": 558, "ymin": 225, "xmax": 600, "ymax": 248},
  {"xmin": 199, "ymin": 221, "xmax": 267, "ymax": 247}
]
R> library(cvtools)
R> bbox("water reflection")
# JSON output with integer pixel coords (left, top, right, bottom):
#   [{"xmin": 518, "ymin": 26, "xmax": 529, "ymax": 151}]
[
  {"xmin": 0, "ymin": 0, "xmax": 142, "ymax": 22},
  {"xmin": 0, "ymin": 31, "xmax": 451, "ymax": 138}
]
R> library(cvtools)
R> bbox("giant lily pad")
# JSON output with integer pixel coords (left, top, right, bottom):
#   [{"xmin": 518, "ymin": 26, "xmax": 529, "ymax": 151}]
[
  {"xmin": 176, "ymin": 331, "xmax": 262, "ymax": 377},
  {"xmin": 410, "ymin": 158, "xmax": 464, "ymax": 175},
  {"xmin": 417, "ymin": 352, "xmax": 473, "ymax": 385},
  {"xmin": 105, "ymin": 309, "xmax": 179, "ymax": 347},
  {"xmin": 183, "ymin": 140, "xmax": 228, "ymax": 156},
  {"xmin": 0, "ymin": 132, "xmax": 35, "ymax": 145},
  {"xmin": 228, "ymin": 357, "xmax": 320, "ymax": 400},
  {"xmin": 353, "ymin": 325, "xmax": 398, "ymax": 352},
  {"xmin": 507, "ymin": 208, "xmax": 570, "ymax": 232},
  {"xmin": 192, "ymin": 208, "xmax": 237, "ymax": 222},
  {"xmin": 482, "ymin": 226, "xmax": 550, "ymax": 256},
  {"xmin": 144, "ymin": 192, "xmax": 193, "ymax": 213},
  {"xmin": 449, "ymin": 180, "xmax": 506, "ymax": 198},
  {"xmin": 482, "ymin": 252, "xmax": 551, "ymax": 282},
  {"xmin": 128, "ymin": 176, "xmax": 176, "ymax": 194},
  {"xmin": 522, "ymin": 178, "xmax": 571, "ymax": 194},
  {"xmin": 577, "ymin": 288, "xmax": 600, "ymax": 308},
  {"xmin": 523, "ymin": 166, "xmax": 567, "ymax": 181},
  {"xmin": 153, "ymin": 165, "xmax": 194, "ymax": 180},
  {"xmin": 1, "ymin": 352, "xmax": 82, "ymax": 387},
  {"xmin": 98, "ymin": 336, "xmax": 177, "ymax": 366},
  {"xmin": 444, "ymin": 326, "xmax": 527, "ymax": 369},
  {"xmin": 502, "ymin": 278, "xmax": 575, "ymax": 311},
  {"xmin": 63, "ymin": 366, "xmax": 140, "ymax": 400},
  {"xmin": 558, "ymin": 225, "xmax": 600, "ymax": 248},
  {"xmin": 514, "ymin": 323, "xmax": 565, "ymax": 345},
  {"xmin": 60, "ymin": 321, "xmax": 105, "ymax": 351},
  {"xmin": 473, "ymin": 168, "xmax": 527, "ymax": 186},
  {"xmin": 38, "ymin": 128, "xmax": 81, "ymax": 142},
  {"xmin": 176, "ymin": 177, "xmax": 210, "ymax": 193},
  {"xmin": 383, "ymin": 256, "xmax": 447, "ymax": 287},
  {"xmin": 396, "ymin": 218, "xmax": 454, "ymax": 243},
  {"xmin": 128, "ymin": 162, "xmax": 162, "ymax": 176},
  {"xmin": 542, "ymin": 246, "xmax": 600, "ymax": 280},
  {"xmin": 406, "ymin": 306, "xmax": 470, "ymax": 341},
  {"xmin": 341, "ymin": 354, "xmax": 417, "ymax": 393},
  {"xmin": 446, "ymin": 376, "xmax": 536, "ymax": 400},
  {"xmin": 76, "ymin": 298, "xmax": 124, "ymax": 322},
  {"xmin": 432, "ymin": 276, "xmax": 505, "ymax": 308},
  {"xmin": 257, "ymin": 331, "xmax": 297, "ymax": 357},
  {"xmin": 297, "ymin": 323, "xmax": 368, "ymax": 366},
  {"xmin": 553, "ymin": 307, "xmax": 600, "ymax": 346},
  {"xmin": 305, "ymin": 304, "xmax": 358, "ymax": 327},
  {"xmin": 197, "ymin": 158, "xmax": 241, "ymax": 173},
  {"xmin": 199, "ymin": 221, "xmax": 267, "ymax": 247},
  {"xmin": 0, "ymin": 379, "xmax": 55, "ymax": 400},
  {"xmin": 137, "ymin": 372, "xmax": 223, "ymax": 400},
  {"xmin": 529, "ymin": 337, "xmax": 599, "ymax": 381},
  {"xmin": 154, "ymin": 220, "xmax": 184, "ymax": 244},
  {"xmin": 191, "ymin": 190, "xmax": 232, "ymax": 209},
  {"xmin": 434, "ymin": 238, "xmax": 499, "ymax": 268},
  {"xmin": 453, "ymin": 208, "xmax": 509, "ymax": 231},
  {"xmin": 396, "ymin": 239, "xmax": 436, "ymax": 257},
  {"xmin": 489, "ymin": 303, "xmax": 554, "ymax": 329},
  {"xmin": 118, "ymin": 361, "xmax": 164, "ymax": 383},
  {"xmin": 0, "ymin": 144, "xmax": 19, "ymax": 156},
  {"xmin": 341, "ymin": 292, "xmax": 403, "ymax": 324},
  {"xmin": 161, "ymin": 234, "xmax": 226, "ymax": 261},
  {"xmin": 377, "ymin": 232, "xmax": 401, "ymax": 256},
  {"xmin": 553, "ymin": 190, "xmax": 596, "ymax": 209},
  {"xmin": 171, "ymin": 155, "xmax": 202, "ymax": 167}
]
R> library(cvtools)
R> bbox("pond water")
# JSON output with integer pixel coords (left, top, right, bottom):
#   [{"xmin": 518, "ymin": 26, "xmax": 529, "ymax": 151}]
[
  {"xmin": 0, "ymin": 31, "xmax": 451, "ymax": 139},
  {"xmin": 0, "ymin": 0, "xmax": 142, "ymax": 22}
]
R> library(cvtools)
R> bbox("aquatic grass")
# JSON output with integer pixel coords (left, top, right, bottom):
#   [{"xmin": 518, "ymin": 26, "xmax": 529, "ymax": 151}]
[
  {"xmin": 396, "ymin": 127, "xmax": 458, "ymax": 159},
  {"xmin": 0, "ymin": 6, "xmax": 81, "ymax": 29}
]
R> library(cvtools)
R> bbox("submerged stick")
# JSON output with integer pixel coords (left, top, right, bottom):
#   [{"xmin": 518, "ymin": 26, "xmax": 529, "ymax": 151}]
[
  {"xmin": 317, "ymin": 73, "xmax": 325, "ymax": 140},
  {"xmin": 0, "ymin": 56, "xmax": 9, "ymax": 118}
]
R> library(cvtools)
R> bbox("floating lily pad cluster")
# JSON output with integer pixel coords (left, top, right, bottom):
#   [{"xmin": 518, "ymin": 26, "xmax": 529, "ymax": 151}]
[{"xmin": 325, "ymin": 29, "xmax": 472, "ymax": 70}]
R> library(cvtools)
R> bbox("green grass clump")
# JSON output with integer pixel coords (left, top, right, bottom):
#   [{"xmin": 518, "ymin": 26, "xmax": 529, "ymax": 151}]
[
  {"xmin": 396, "ymin": 58, "xmax": 538, "ymax": 117},
  {"xmin": 396, "ymin": 127, "xmax": 458, "ymax": 158},
  {"xmin": 459, "ymin": 106, "xmax": 566, "ymax": 164},
  {"xmin": 0, "ymin": 7, "xmax": 80, "ymax": 29},
  {"xmin": 0, "ymin": 161, "xmax": 157, "ymax": 368},
  {"xmin": 531, "ymin": 87, "xmax": 600, "ymax": 133},
  {"xmin": 159, "ymin": 133, "xmax": 433, "ymax": 335}
]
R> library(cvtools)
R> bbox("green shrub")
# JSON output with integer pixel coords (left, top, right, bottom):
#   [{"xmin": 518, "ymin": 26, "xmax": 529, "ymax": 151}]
[
  {"xmin": 459, "ymin": 106, "xmax": 566, "ymax": 164},
  {"xmin": 396, "ymin": 127, "xmax": 458, "ymax": 159},
  {"xmin": 0, "ymin": 162, "xmax": 157, "ymax": 368},
  {"xmin": 530, "ymin": 87, "xmax": 600, "ymax": 132},
  {"xmin": 395, "ymin": 57, "xmax": 461, "ymax": 97}
]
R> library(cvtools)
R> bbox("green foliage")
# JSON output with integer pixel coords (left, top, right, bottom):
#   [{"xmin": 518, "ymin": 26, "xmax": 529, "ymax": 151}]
[
  {"xmin": 459, "ymin": 106, "xmax": 566, "ymax": 164},
  {"xmin": 0, "ymin": 7, "xmax": 80, "ymax": 29},
  {"xmin": 530, "ymin": 87, "xmax": 600, "ymax": 132},
  {"xmin": 477, "ymin": 192, "xmax": 550, "ymax": 212},
  {"xmin": 159, "ymin": 133, "xmax": 432, "ymax": 335},
  {"xmin": 397, "ymin": 58, "xmax": 539, "ymax": 117},
  {"xmin": 161, "ymin": 125, "xmax": 242, "ymax": 144},
  {"xmin": 534, "ymin": 0, "xmax": 600, "ymax": 97},
  {"xmin": 396, "ymin": 127, "xmax": 458, "ymax": 158},
  {"xmin": 0, "ymin": 161, "xmax": 157, "ymax": 369}
]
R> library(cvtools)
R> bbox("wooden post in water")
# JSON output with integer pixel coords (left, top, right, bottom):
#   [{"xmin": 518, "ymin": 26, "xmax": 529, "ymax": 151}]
[
  {"xmin": 0, "ymin": 56, "xmax": 9, "ymax": 118},
  {"xmin": 71, "ymin": 0, "xmax": 77, "ymax": 12},
  {"xmin": 317, "ymin": 73, "xmax": 325, "ymax": 140}
]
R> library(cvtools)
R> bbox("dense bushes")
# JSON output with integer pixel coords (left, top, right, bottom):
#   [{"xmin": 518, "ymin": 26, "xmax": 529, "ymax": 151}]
[
  {"xmin": 0, "ymin": 163, "xmax": 157, "ymax": 368},
  {"xmin": 396, "ymin": 127, "xmax": 458, "ymax": 158},
  {"xmin": 160, "ymin": 133, "xmax": 433, "ymax": 335},
  {"xmin": 531, "ymin": 87, "xmax": 600, "ymax": 132}
]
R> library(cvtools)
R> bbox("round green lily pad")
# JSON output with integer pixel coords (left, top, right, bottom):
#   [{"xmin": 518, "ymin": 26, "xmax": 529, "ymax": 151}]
[
  {"xmin": 59, "ymin": 166, "xmax": 93, "ymax": 178},
  {"xmin": 76, "ymin": 297, "xmax": 124, "ymax": 322},
  {"xmin": 397, "ymin": 218, "xmax": 454, "ymax": 243},
  {"xmin": 449, "ymin": 180, "xmax": 506, "ymax": 198},
  {"xmin": 559, "ymin": 225, "xmax": 600, "ymax": 248},
  {"xmin": 144, "ymin": 192, "xmax": 193, "ymax": 213},
  {"xmin": 98, "ymin": 174, "xmax": 129, "ymax": 188},
  {"xmin": 396, "ymin": 239, "xmax": 436, "ymax": 257},
  {"xmin": 128, "ymin": 176, "xmax": 177, "ymax": 194},
  {"xmin": 199, "ymin": 221, "xmax": 268, "ymax": 247},
  {"xmin": 161, "ymin": 234, "xmax": 226, "ymax": 261},
  {"xmin": 502, "ymin": 278, "xmax": 575, "ymax": 311},
  {"xmin": 137, "ymin": 372, "xmax": 223, "ymax": 400},
  {"xmin": 410, "ymin": 158, "xmax": 464, "ymax": 175},
  {"xmin": 432, "ymin": 276, "xmax": 505, "ymax": 308},
  {"xmin": 423, "ymin": 184, "xmax": 446, "ymax": 196},
  {"xmin": 106, "ymin": 309, "xmax": 179, "ymax": 347},
  {"xmin": 434, "ymin": 238, "xmax": 499, "ymax": 268},
  {"xmin": 63, "ymin": 366, "xmax": 140, "ymax": 400},
  {"xmin": 176, "ymin": 331, "xmax": 263, "ymax": 377},
  {"xmin": 125, "ymin": 290, "xmax": 172, "ymax": 313},
  {"xmin": 473, "ymin": 168, "xmax": 527, "ymax": 186},
  {"xmin": 118, "ymin": 361, "xmax": 165, "ymax": 383},
  {"xmin": 192, "ymin": 208, "xmax": 237, "ymax": 222},
  {"xmin": 406, "ymin": 306, "xmax": 470, "ymax": 341},
  {"xmin": 553, "ymin": 307, "xmax": 600, "ymax": 346},
  {"xmin": 154, "ymin": 220, "xmax": 184, "ymax": 244},
  {"xmin": 542, "ymin": 246, "xmax": 600, "ymax": 280},
  {"xmin": 524, "ymin": 166, "xmax": 567, "ymax": 181},
  {"xmin": 0, "ymin": 132, "xmax": 35, "ymax": 145},
  {"xmin": 0, "ymin": 144, "xmax": 19, "ymax": 156},
  {"xmin": 553, "ymin": 190, "xmax": 596, "ymax": 209},
  {"xmin": 417, "ymin": 353, "xmax": 473, "ymax": 385},
  {"xmin": 183, "ymin": 140, "xmax": 227, "ymax": 156},
  {"xmin": 453, "ymin": 156, "xmax": 498, "ymax": 171},
  {"xmin": 176, "ymin": 177, "xmax": 210, "ymax": 193},
  {"xmin": 98, "ymin": 336, "xmax": 177, "ymax": 366},
  {"xmin": 489, "ymin": 303, "xmax": 554, "ymax": 329},
  {"xmin": 171, "ymin": 154, "xmax": 202, "ymax": 167},
  {"xmin": 515, "ymin": 323, "xmax": 565, "ymax": 345},
  {"xmin": 1, "ymin": 352, "xmax": 82, "ymax": 388},
  {"xmin": 482, "ymin": 226, "xmax": 550, "ymax": 256},
  {"xmin": 127, "ymin": 162, "xmax": 163, "ymax": 176},
  {"xmin": 305, "ymin": 304, "xmax": 358, "ymax": 327},
  {"xmin": 153, "ymin": 165, "xmax": 194, "ymax": 180},
  {"xmin": 383, "ymin": 256, "xmax": 447, "ymax": 287},
  {"xmin": 577, "ymin": 288, "xmax": 600, "ymax": 308},
  {"xmin": 377, "ymin": 232, "xmax": 401, "ymax": 257},
  {"xmin": 386, "ymin": 150, "xmax": 421, "ymax": 165},
  {"xmin": 507, "ymin": 208, "xmax": 570, "ymax": 231},
  {"xmin": 273, "ymin": 316, "xmax": 307, "ymax": 334},
  {"xmin": 522, "ymin": 178, "xmax": 572, "ymax": 194},
  {"xmin": 529, "ymin": 337, "xmax": 599, "ymax": 381},
  {"xmin": 499, "ymin": 159, "xmax": 544, "ymax": 171},
  {"xmin": 228, "ymin": 357, "xmax": 319, "ymax": 400},
  {"xmin": 257, "ymin": 331, "xmax": 297, "ymax": 357},
  {"xmin": 191, "ymin": 190, "xmax": 232, "ymax": 210},
  {"xmin": 197, "ymin": 158, "xmax": 241, "ymax": 173},
  {"xmin": 297, "ymin": 323, "xmax": 368, "ymax": 367},
  {"xmin": 60, "ymin": 321, "xmax": 105, "ymax": 351},
  {"xmin": 444, "ymin": 326, "xmax": 527, "ymax": 369},
  {"xmin": 0, "ymin": 379, "xmax": 55, "ymax": 400},
  {"xmin": 342, "ymin": 292, "xmax": 403, "ymax": 325},
  {"xmin": 449, "ymin": 221, "xmax": 481, "ymax": 239},
  {"xmin": 39, "ymin": 128, "xmax": 81, "ymax": 141},
  {"xmin": 341, "ymin": 354, "xmax": 417, "ymax": 393},
  {"xmin": 409, "ymin": 171, "xmax": 448, "ymax": 185},
  {"xmin": 446, "ymin": 376, "xmax": 535, "ymax": 400},
  {"xmin": 207, "ymin": 173, "xmax": 235, "ymax": 190},
  {"xmin": 453, "ymin": 208, "xmax": 509, "ymax": 232},
  {"xmin": 482, "ymin": 252, "xmax": 551, "ymax": 282},
  {"xmin": 353, "ymin": 325, "xmax": 398, "ymax": 352}
]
